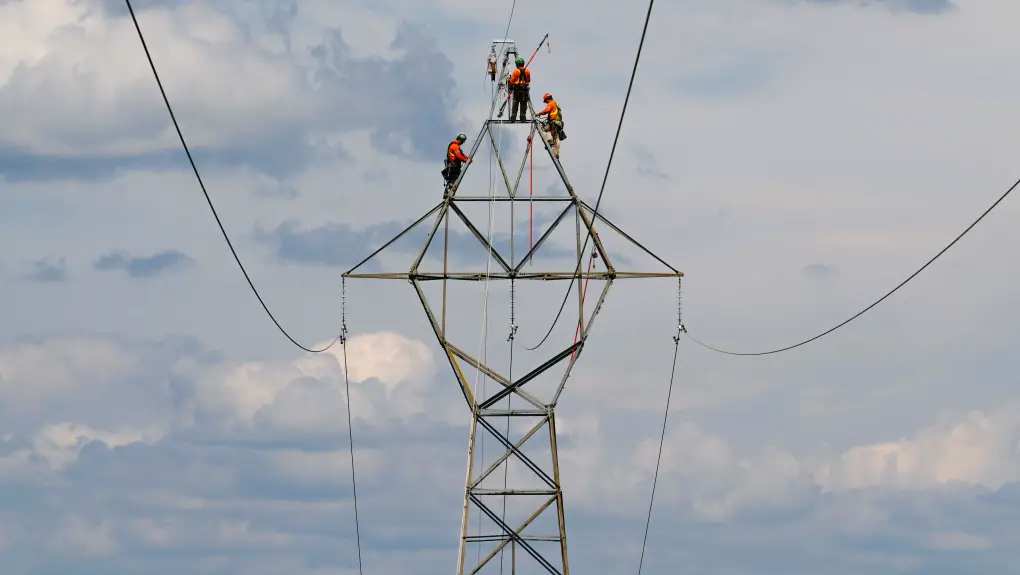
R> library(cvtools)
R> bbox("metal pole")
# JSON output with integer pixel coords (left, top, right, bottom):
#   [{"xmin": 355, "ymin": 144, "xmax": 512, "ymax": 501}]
[
  {"xmin": 457, "ymin": 410, "xmax": 480, "ymax": 575},
  {"xmin": 443, "ymin": 209, "xmax": 450, "ymax": 335}
]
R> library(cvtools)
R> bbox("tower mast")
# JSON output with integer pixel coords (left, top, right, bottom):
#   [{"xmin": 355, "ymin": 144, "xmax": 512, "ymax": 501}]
[{"xmin": 342, "ymin": 41, "xmax": 682, "ymax": 574}]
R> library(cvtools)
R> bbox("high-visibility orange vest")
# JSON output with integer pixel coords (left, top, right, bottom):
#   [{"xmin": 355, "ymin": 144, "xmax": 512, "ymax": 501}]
[
  {"xmin": 546, "ymin": 100, "xmax": 560, "ymax": 121},
  {"xmin": 447, "ymin": 141, "xmax": 467, "ymax": 163},
  {"xmin": 510, "ymin": 67, "xmax": 531, "ymax": 87}
]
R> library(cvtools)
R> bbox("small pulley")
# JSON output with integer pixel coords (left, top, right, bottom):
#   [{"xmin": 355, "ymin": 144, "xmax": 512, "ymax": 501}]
[{"xmin": 487, "ymin": 47, "xmax": 498, "ymax": 81}]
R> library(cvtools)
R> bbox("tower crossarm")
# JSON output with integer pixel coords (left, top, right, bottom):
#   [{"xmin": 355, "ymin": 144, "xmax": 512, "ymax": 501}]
[
  {"xmin": 341, "ymin": 75, "xmax": 683, "ymax": 573},
  {"xmin": 343, "ymin": 271, "xmax": 682, "ymax": 280}
]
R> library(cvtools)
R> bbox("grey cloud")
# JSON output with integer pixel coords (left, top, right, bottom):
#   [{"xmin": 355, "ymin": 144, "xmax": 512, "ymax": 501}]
[
  {"xmin": 252, "ymin": 215, "xmax": 575, "ymax": 270},
  {"xmin": 0, "ymin": 7, "xmax": 460, "ymax": 182},
  {"xmin": 2, "ymin": 332, "xmax": 1020, "ymax": 573},
  {"xmin": 0, "ymin": 129, "xmax": 328, "ymax": 184},
  {"xmin": 803, "ymin": 0, "xmax": 955, "ymax": 15},
  {"xmin": 671, "ymin": 52, "xmax": 775, "ymax": 99},
  {"xmin": 0, "ymin": 147, "xmax": 177, "ymax": 183},
  {"xmin": 251, "ymin": 219, "xmax": 406, "ymax": 268},
  {"xmin": 802, "ymin": 263, "xmax": 836, "ymax": 277},
  {"xmin": 23, "ymin": 257, "xmax": 69, "ymax": 283},
  {"xmin": 636, "ymin": 165, "xmax": 669, "ymax": 180},
  {"xmin": 5, "ymin": 432, "xmax": 1020, "ymax": 573},
  {"xmin": 632, "ymin": 144, "xmax": 669, "ymax": 180},
  {"xmin": 251, "ymin": 181, "xmax": 300, "ymax": 200},
  {"xmin": 312, "ymin": 26, "xmax": 459, "ymax": 161},
  {"xmin": 0, "ymin": 332, "xmax": 214, "ymax": 436},
  {"xmin": 97, "ymin": 0, "xmax": 185, "ymax": 15},
  {"xmin": 93, "ymin": 250, "xmax": 194, "ymax": 278}
]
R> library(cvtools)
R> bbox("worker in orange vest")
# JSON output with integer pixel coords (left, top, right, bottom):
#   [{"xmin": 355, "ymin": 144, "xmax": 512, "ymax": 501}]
[
  {"xmin": 508, "ymin": 57, "xmax": 531, "ymax": 123},
  {"xmin": 442, "ymin": 133, "xmax": 472, "ymax": 197},
  {"xmin": 535, "ymin": 93, "xmax": 565, "ymax": 159}
]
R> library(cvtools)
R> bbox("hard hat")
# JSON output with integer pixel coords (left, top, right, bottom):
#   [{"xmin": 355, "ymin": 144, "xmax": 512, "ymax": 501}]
[
  {"xmin": 543, "ymin": 93, "xmax": 552, "ymax": 101},
  {"xmin": 456, "ymin": 133, "xmax": 467, "ymax": 142},
  {"xmin": 515, "ymin": 57, "xmax": 525, "ymax": 66}
]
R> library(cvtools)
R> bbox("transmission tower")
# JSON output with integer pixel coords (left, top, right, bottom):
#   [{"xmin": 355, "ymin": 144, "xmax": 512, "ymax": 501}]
[{"xmin": 343, "ymin": 40, "xmax": 682, "ymax": 575}]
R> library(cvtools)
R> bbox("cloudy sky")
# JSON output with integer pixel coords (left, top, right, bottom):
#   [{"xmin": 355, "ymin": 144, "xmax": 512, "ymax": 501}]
[{"xmin": 3, "ymin": 0, "xmax": 1020, "ymax": 573}]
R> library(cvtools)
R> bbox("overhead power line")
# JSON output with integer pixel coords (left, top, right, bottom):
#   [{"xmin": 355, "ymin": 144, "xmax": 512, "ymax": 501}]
[
  {"xmin": 522, "ymin": 0, "xmax": 656, "ymax": 350},
  {"xmin": 339, "ymin": 286, "xmax": 364, "ymax": 575},
  {"xmin": 686, "ymin": 175, "xmax": 1020, "ymax": 356},
  {"xmin": 123, "ymin": 0, "xmax": 340, "ymax": 354},
  {"xmin": 128, "ymin": 2, "xmax": 362, "ymax": 570},
  {"xmin": 637, "ymin": 344, "xmax": 680, "ymax": 574}
]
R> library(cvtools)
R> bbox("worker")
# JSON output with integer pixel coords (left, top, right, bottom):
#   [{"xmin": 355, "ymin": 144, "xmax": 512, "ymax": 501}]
[
  {"xmin": 442, "ymin": 133, "xmax": 472, "ymax": 196},
  {"xmin": 508, "ymin": 57, "xmax": 531, "ymax": 122},
  {"xmin": 535, "ymin": 93, "xmax": 565, "ymax": 159}
]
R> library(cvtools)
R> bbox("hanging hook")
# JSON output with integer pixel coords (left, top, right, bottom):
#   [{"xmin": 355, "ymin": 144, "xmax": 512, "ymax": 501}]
[
  {"xmin": 673, "ymin": 277, "xmax": 686, "ymax": 343},
  {"xmin": 341, "ymin": 276, "xmax": 349, "ymax": 344},
  {"xmin": 508, "ymin": 278, "xmax": 518, "ymax": 341}
]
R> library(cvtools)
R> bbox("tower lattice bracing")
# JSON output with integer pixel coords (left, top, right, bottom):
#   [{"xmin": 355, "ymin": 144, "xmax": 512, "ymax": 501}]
[{"xmin": 344, "ymin": 44, "xmax": 682, "ymax": 575}]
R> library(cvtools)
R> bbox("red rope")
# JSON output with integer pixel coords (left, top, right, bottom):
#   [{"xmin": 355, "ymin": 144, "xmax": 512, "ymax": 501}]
[{"xmin": 529, "ymin": 135, "xmax": 534, "ymax": 265}]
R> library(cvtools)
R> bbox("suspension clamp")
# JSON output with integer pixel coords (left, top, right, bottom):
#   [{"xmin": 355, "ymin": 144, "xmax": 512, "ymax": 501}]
[{"xmin": 672, "ymin": 324, "xmax": 687, "ymax": 344}]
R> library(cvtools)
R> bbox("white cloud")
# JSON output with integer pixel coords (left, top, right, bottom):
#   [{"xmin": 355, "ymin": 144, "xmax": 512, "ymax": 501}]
[
  {"xmin": 0, "ymin": 421, "xmax": 165, "ymax": 480},
  {"xmin": 924, "ymin": 530, "xmax": 994, "ymax": 550},
  {"xmin": 0, "ymin": 330, "xmax": 1016, "ymax": 572},
  {"xmin": 3, "ymin": 0, "xmax": 1020, "ymax": 572},
  {"xmin": 0, "ymin": 0, "xmax": 320, "ymax": 156},
  {"xmin": 266, "ymin": 449, "xmax": 386, "ymax": 487},
  {"xmin": 0, "ymin": 336, "xmax": 137, "ymax": 412},
  {"xmin": 817, "ymin": 407, "xmax": 1020, "ymax": 491},
  {"xmin": 30, "ymin": 422, "xmax": 166, "ymax": 470},
  {"xmin": 46, "ymin": 514, "xmax": 118, "ymax": 557},
  {"xmin": 186, "ymin": 331, "xmax": 438, "ymax": 431},
  {"xmin": 332, "ymin": 331, "xmax": 436, "ymax": 393}
]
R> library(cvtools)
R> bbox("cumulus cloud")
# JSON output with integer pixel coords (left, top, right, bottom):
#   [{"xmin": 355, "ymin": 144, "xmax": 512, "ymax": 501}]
[
  {"xmin": 817, "ymin": 407, "xmax": 1020, "ymax": 492},
  {"xmin": 0, "ymin": 0, "xmax": 461, "ymax": 181},
  {"xmin": 801, "ymin": 262, "xmax": 835, "ymax": 277},
  {"xmin": 92, "ymin": 249, "xmax": 193, "ymax": 278},
  {"xmin": 21, "ymin": 256, "xmax": 68, "ymax": 282},
  {"xmin": 0, "ymin": 335, "xmax": 139, "ymax": 415},
  {"xmin": 252, "ymin": 212, "xmax": 576, "ymax": 270},
  {"xmin": 804, "ymin": 0, "xmax": 956, "ymax": 15},
  {"xmin": 4, "ymin": 0, "xmax": 1020, "ymax": 572},
  {"xmin": 1, "ymin": 331, "xmax": 1018, "ymax": 573}
]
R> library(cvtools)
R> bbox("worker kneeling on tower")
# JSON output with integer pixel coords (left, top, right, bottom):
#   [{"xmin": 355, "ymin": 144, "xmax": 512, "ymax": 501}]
[
  {"xmin": 536, "ymin": 93, "xmax": 566, "ymax": 159},
  {"xmin": 442, "ymin": 132, "xmax": 472, "ymax": 197}
]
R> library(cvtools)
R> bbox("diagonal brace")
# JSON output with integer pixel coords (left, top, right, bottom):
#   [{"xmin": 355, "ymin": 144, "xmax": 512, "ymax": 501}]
[
  {"xmin": 470, "ymin": 416, "xmax": 548, "ymax": 489},
  {"xmin": 476, "ymin": 416, "xmax": 557, "ymax": 489},
  {"xmin": 448, "ymin": 202, "xmax": 512, "ymax": 272},
  {"xmin": 468, "ymin": 495, "xmax": 558, "ymax": 574},
  {"xmin": 344, "ymin": 202, "xmax": 443, "ymax": 276},
  {"xmin": 469, "ymin": 494, "xmax": 562, "ymax": 575},
  {"xmin": 513, "ymin": 201, "xmax": 575, "ymax": 273},
  {"xmin": 445, "ymin": 343, "xmax": 545, "ymax": 410},
  {"xmin": 479, "ymin": 342, "xmax": 582, "ymax": 409}
]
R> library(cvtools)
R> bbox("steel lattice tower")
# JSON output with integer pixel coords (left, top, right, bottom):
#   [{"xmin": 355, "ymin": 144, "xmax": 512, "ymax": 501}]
[{"xmin": 344, "ymin": 55, "xmax": 682, "ymax": 574}]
